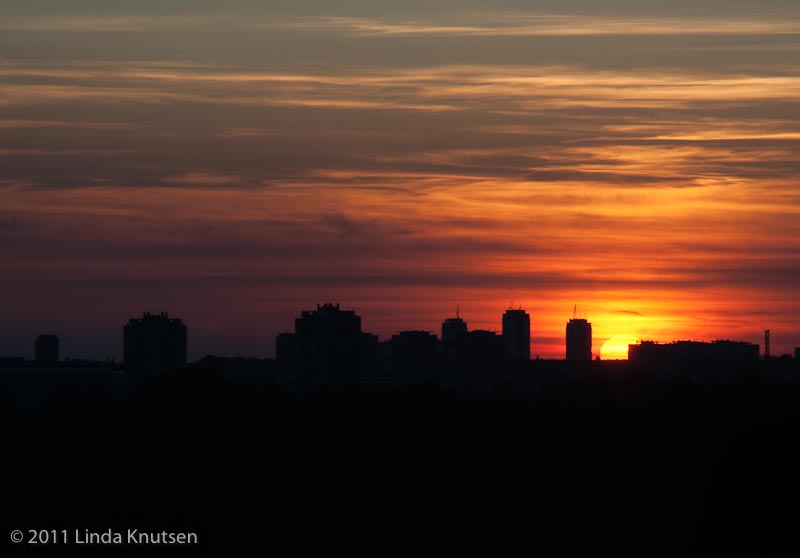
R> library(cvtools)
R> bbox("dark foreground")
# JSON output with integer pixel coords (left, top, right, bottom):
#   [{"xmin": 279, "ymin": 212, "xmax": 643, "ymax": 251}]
[{"xmin": 3, "ymin": 366, "xmax": 800, "ymax": 557}]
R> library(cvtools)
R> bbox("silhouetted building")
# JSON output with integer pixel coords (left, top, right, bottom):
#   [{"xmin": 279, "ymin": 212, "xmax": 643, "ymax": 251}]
[
  {"xmin": 35, "ymin": 334, "xmax": 59, "ymax": 364},
  {"xmin": 457, "ymin": 330, "xmax": 503, "ymax": 390},
  {"xmin": 629, "ymin": 340, "xmax": 759, "ymax": 376},
  {"xmin": 275, "ymin": 332, "xmax": 299, "ymax": 367},
  {"xmin": 191, "ymin": 355, "xmax": 279, "ymax": 387},
  {"xmin": 295, "ymin": 303, "xmax": 364, "ymax": 390},
  {"xmin": 385, "ymin": 330, "xmax": 439, "ymax": 381},
  {"xmin": 1, "ymin": 360, "xmax": 123, "ymax": 415},
  {"xmin": 795, "ymin": 347, "xmax": 800, "ymax": 361},
  {"xmin": 0, "ymin": 357, "xmax": 25, "ymax": 369},
  {"xmin": 566, "ymin": 319, "xmax": 592, "ymax": 361},
  {"xmin": 360, "ymin": 332, "xmax": 380, "ymax": 377},
  {"xmin": 442, "ymin": 312, "xmax": 468, "ymax": 342},
  {"xmin": 124, "ymin": 312, "xmax": 187, "ymax": 387},
  {"xmin": 502, "ymin": 308, "xmax": 530, "ymax": 364}
]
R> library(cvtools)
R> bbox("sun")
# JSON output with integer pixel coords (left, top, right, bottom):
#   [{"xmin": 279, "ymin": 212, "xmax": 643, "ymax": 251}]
[{"xmin": 600, "ymin": 334, "xmax": 640, "ymax": 360}]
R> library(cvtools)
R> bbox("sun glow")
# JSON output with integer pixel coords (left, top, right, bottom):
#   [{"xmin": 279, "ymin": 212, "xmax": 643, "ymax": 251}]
[{"xmin": 600, "ymin": 335, "xmax": 640, "ymax": 360}]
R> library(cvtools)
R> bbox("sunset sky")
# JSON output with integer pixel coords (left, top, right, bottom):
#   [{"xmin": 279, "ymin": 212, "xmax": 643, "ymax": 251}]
[{"xmin": 1, "ymin": 1, "xmax": 799, "ymax": 360}]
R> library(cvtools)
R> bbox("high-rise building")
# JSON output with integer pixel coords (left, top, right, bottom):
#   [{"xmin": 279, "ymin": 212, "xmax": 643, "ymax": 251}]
[
  {"xmin": 566, "ymin": 319, "xmax": 592, "ymax": 361},
  {"xmin": 387, "ymin": 330, "xmax": 439, "ymax": 380},
  {"xmin": 124, "ymin": 312, "xmax": 187, "ymax": 385},
  {"xmin": 795, "ymin": 347, "xmax": 800, "ymax": 361},
  {"xmin": 275, "ymin": 332, "xmax": 299, "ymax": 367},
  {"xmin": 454, "ymin": 330, "xmax": 504, "ymax": 390},
  {"xmin": 295, "ymin": 303, "xmax": 364, "ymax": 390},
  {"xmin": 34, "ymin": 334, "xmax": 59, "ymax": 364},
  {"xmin": 502, "ymin": 308, "xmax": 530, "ymax": 363},
  {"xmin": 441, "ymin": 311, "xmax": 468, "ymax": 342}
]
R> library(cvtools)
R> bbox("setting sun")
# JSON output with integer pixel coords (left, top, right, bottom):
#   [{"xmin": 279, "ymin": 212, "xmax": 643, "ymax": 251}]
[{"xmin": 600, "ymin": 335, "xmax": 640, "ymax": 360}]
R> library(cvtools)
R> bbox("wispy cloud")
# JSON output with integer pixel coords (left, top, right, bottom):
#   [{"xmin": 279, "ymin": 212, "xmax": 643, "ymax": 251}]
[
  {"xmin": 0, "ymin": 15, "xmax": 227, "ymax": 32},
  {"xmin": 3, "ymin": 62, "xmax": 800, "ymax": 114},
  {"xmin": 262, "ymin": 14, "xmax": 800, "ymax": 37},
  {"xmin": 0, "ymin": 119, "xmax": 160, "ymax": 132},
  {"xmin": 0, "ymin": 148, "xmax": 138, "ymax": 156},
  {"xmin": 162, "ymin": 172, "xmax": 255, "ymax": 187},
  {"xmin": 6, "ymin": 12, "xmax": 800, "ymax": 38}
]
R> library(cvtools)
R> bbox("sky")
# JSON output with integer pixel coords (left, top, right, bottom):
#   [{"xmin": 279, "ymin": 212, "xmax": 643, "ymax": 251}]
[{"xmin": 1, "ymin": 1, "xmax": 799, "ymax": 360}]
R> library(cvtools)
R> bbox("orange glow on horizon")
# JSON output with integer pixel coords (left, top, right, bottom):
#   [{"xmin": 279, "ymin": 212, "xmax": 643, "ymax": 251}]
[{"xmin": 600, "ymin": 335, "xmax": 640, "ymax": 360}]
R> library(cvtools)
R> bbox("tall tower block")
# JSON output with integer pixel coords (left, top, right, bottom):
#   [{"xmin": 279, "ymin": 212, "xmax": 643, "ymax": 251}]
[
  {"xmin": 442, "ymin": 308, "xmax": 468, "ymax": 342},
  {"xmin": 502, "ymin": 308, "xmax": 531, "ymax": 363},
  {"xmin": 124, "ymin": 312, "xmax": 188, "ymax": 387},
  {"xmin": 566, "ymin": 318, "xmax": 592, "ymax": 361}
]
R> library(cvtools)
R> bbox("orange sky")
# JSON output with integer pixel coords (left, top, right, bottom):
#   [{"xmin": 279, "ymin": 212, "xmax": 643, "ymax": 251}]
[{"xmin": 1, "ymin": 4, "xmax": 799, "ymax": 359}]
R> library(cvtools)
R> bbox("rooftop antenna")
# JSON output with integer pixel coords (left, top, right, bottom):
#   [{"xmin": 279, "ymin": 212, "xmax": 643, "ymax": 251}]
[
  {"xmin": 456, "ymin": 305, "xmax": 460, "ymax": 319},
  {"xmin": 573, "ymin": 304, "xmax": 577, "ymax": 320},
  {"xmin": 765, "ymin": 329, "xmax": 771, "ymax": 358}
]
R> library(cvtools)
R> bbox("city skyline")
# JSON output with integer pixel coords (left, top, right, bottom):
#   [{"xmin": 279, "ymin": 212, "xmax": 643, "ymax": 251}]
[
  {"xmin": 4, "ymin": 303, "xmax": 791, "ymax": 363},
  {"xmin": 2, "ymin": 302, "xmax": 792, "ymax": 361},
  {"xmin": 2, "ymin": 1, "xmax": 800, "ymax": 360},
  {"xmin": 3, "ymin": 4, "xmax": 800, "ymax": 555}
]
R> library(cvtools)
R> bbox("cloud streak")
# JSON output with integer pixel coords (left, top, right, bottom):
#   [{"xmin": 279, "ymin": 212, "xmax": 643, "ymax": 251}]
[
  {"xmin": 6, "ymin": 13, "xmax": 800, "ymax": 36},
  {"xmin": 263, "ymin": 14, "xmax": 800, "ymax": 37}
]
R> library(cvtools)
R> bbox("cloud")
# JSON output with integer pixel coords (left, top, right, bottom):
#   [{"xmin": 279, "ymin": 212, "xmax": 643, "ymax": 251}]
[
  {"xmin": 0, "ymin": 15, "xmax": 227, "ymax": 32},
  {"xmin": 0, "ymin": 148, "xmax": 138, "ymax": 156},
  {"xmin": 0, "ymin": 119, "xmax": 160, "ymax": 132},
  {"xmin": 260, "ymin": 14, "xmax": 800, "ymax": 37},
  {"xmin": 8, "ymin": 12, "xmax": 800, "ymax": 37},
  {"xmin": 0, "ymin": 216, "xmax": 28, "ymax": 233},
  {"xmin": 4, "ymin": 60, "xmax": 800, "ymax": 116},
  {"xmin": 319, "ymin": 212, "xmax": 365, "ymax": 237},
  {"xmin": 615, "ymin": 310, "xmax": 645, "ymax": 317},
  {"xmin": 162, "ymin": 172, "xmax": 258, "ymax": 187}
]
